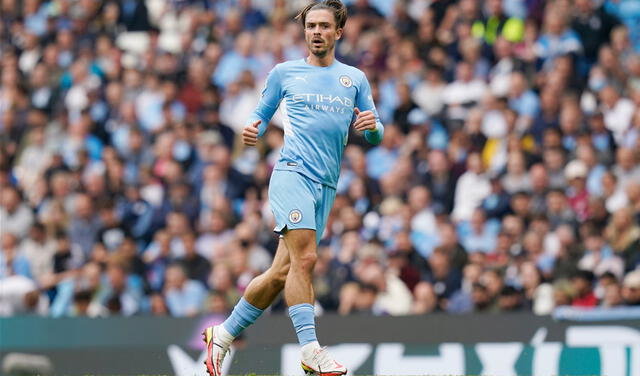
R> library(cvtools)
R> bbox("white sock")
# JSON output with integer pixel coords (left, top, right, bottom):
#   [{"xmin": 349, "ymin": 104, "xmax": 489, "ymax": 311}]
[
  {"xmin": 301, "ymin": 341, "xmax": 321, "ymax": 359},
  {"xmin": 216, "ymin": 325, "xmax": 235, "ymax": 347}
]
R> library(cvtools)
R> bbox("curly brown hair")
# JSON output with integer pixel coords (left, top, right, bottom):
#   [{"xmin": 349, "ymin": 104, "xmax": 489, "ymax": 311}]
[{"xmin": 295, "ymin": 0, "xmax": 348, "ymax": 30}]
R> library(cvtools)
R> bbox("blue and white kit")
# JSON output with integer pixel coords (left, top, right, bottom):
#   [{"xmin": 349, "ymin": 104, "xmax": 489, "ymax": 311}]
[{"xmin": 248, "ymin": 58, "xmax": 384, "ymax": 243}]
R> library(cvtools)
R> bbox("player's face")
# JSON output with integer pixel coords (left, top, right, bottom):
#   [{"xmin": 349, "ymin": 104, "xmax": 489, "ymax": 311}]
[{"xmin": 304, "ymin": 9, "xmax": 343, "ymax": 58}]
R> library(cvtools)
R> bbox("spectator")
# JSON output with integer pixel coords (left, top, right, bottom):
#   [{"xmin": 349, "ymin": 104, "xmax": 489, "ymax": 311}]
[
  {"xmin": 0, "ymin": 186, "xmax": 35, "ymax": 240},
  {"xmin": 553, "ymin": 279, "xmax": 576, "ymax": 308},
  {"xmin": 597, "ymin": 272, "xmax": 625, "ymax": 307},
  {"xmin": 501, "ymin": 151, "xmax": 531, "ymax": 194},
  {"xmin": 407, "ymin": 186, "xmax": 437, "ymax": 238},
  {"xmin": 622, "ymin": 270, "xmax": 640, "ymax": 306},
  {"xmin": 452, "ymin": 152, "xmax": 491, "ymax": 222},
  {"xmin": 458, "ymin": 208, "xmax": 498, "ymax": 254},
  {"xmin": 69, "ymin": 194, "xmax": 101, "ymax": 258},
  {"xmin": 412, "ymin": 65, "xmax": 446, "ymax": 117},
  {"xmin": 578, "ymin": 228, "xmax": 624, "ymax": 278},
  {"xmin": 420, "ymin": 247, "xmax": 462, "ymax": 311},
  {"xmin": 534, "ymin": 6, "xmax": 583, "ymax": 70},
  {"xmin": 442, "ymin": 62, "xmax": 487, "ymax": 123},
  {"xmin": 602, "ymin": 170, "xmax": 629, "ymax": 214},
  {"xmin": 1, "ymin": 0, "xmax": 640, "ymax": 319},
  {"xmin": 393, "ymin": 81, "xmax": 419, "ymax": 134},
  {"xmin": 576, "ymin": 144, "xmax": 607, "ymax": 198},
  {"xmin": 572, "ymin": 0, "xmax": 620, "ymax": 65},
  {"xmin": 420, "ymin": 150, "xmax": 457, "ymax": 214},
  {"xmin": 234, "ymin": 222, "xmax": 272, "ymax": 274},
  {"xmin": 0, "ymin": 233, "xmax": 32, "ymax": 279},
  {"xmin": 605, "ymin": 208, "xmax": 640, "ymax": 271},
  {"xmin": 471, "ymin": 283, "xmax": 496, "ymax": 312},
  {"xmin": 600, "ymin": 86, "xmax": 635, "ymax": 145},
  {"xmin": 365, "ymin": 124, "xmax": 402, "ymax": 180},
  {"xmin": 177, "ymin": 232, "xmax": 211, "ymax": 286},
  {"xmin": 471, "ymin": 0, "xmax": 524, "ymax": 46},
  {"xmin": 96, "ymin": 201, "xmax": 130, "ymax": 252},
  {"xmin": 564, "ymin": 159, "xmax": 590, "ymax": 222},
  {"xmin": 613, "ymin": 148, "xmax": 640, "ymax": 190},
  {"xmin": 571, "ymin": 270, "xmax": 598, "ymax": 307},
  {"xmin": 213, "ymin": 32, "xmax": 262, "ymax": 89},
  {"xmin": 520, "ymin": 261, "xmax": 554, "ymax": 315},
  {"xmin": 499, "ymin": 286, "xmax": 525, "ymax": 312},
  {"xmin": 50, "ymin": 262, "xmax": 103, "ymax": 317},
  {"xmin": 120, "ymin": 184, "xmax": 154, "ymax": 244},
  {"xmin": 508, "ymin": 71, "xmax": 540, "ymax": 131},
  {"xmin": 19, "ymin": 223, "xmax": 56, "ymax": 285},
  {"xmin": 99, "ymin": 260, "xmax": 143, "ymax": 316},
  {"xmin": 352, "ymin": 257, "xmax": 413, "ymax": 316},
  {"xmin": 208, "ymin": 263, "xmax": 242, "ymax": 310},
  {"xmin": 117, "ymin": 0, "xmax": 152, "ymax": 32},
  {"xmin": 164, "ymin": 263, "xmax": 207, "ymax": 317},
  {"xmin": 204, "ymin": 290, "xmax": 231, "ymax": 316},
  {"xmin": 0, "ymin": 275, "xmax": 47, "ymax": 316}
]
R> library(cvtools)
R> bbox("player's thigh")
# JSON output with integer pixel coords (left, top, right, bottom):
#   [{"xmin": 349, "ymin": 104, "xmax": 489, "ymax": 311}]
[
  {"xmin": 314, "ymin": 185, "xmax": 337, "ymax": 244},
  {"xmin": 268, "ymin": 170, "xmax": 317, "ymax": 233}
]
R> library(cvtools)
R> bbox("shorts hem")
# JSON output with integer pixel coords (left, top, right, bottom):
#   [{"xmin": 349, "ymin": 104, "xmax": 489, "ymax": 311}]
[{"xmin": 273, "ymin": 224, "xmax": 317, "ymax": 236}]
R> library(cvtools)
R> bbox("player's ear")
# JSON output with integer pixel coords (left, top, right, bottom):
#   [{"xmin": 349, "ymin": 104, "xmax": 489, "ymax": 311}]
[{"xmin": 335, "ymin": 27, "xmax": 343, "ymax": 40}]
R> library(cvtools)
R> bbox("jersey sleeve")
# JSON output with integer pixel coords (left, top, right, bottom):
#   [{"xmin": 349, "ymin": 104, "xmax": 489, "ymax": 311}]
[
  {"xmin": 248, "ymin": 65, "xmax": 284, "ymax": 137},
  {"xmin": 356, "ymin": 73, "xmax": 384, "ymax": 145}
]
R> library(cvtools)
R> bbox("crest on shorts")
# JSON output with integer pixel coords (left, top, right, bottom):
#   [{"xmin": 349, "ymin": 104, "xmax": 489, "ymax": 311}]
[
  {"xmin": 339, "ymin": 75, "xmax": 352, "ymax": 88},
  {"xmin": 289, "ymin": 209, "xmax": 302, "ymax": 224}
]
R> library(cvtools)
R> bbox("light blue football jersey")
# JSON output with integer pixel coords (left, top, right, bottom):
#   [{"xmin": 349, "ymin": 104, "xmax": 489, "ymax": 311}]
[{"xmin": 249, "ymin": 58, "xmax": 384, "ymax": 188}]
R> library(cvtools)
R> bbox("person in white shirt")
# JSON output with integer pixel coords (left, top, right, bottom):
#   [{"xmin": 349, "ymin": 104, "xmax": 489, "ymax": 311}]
[
  {"xmin": 453, "ymin": 152, "xmax": 491, "ymax": 222},
  {"xmin": 442, "ymin": 62, "xmax": 488, "ymax": 122},
  {"xmin": 412, "ymin": 64, "xmax": 446, "ymax": 116},
  {"xmin": 600, "ymin": 86, "xmax": 635, "ymax": 144}
]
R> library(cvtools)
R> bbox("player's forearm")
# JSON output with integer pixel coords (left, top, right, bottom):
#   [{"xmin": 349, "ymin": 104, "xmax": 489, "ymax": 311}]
[
  {"xmin": 364, "ymin": 121, "xmax": 384, "ymax": 145},
  {"xmin": 249, "ymin": 108, "xmax": 273, "ymax": 137}
]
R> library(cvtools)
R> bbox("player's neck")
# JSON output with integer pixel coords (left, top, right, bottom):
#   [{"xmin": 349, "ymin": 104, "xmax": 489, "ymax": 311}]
[{"xmin": 306, "ymin": 53, "xmax": 335, "ymax": 67}]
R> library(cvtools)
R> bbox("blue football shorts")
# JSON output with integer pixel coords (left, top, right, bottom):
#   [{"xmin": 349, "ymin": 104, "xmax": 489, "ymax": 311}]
[{"xmin": 268, "ymin": 169, "xmax": 336, "ymax": 244}]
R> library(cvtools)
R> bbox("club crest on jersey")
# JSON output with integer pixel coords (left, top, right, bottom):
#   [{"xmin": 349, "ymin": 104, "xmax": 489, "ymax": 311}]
[
  {"xmin": 339, "ymin": 75, "xmax": 352, "ymax": 88},
  {"xmin": 289, "ymin": 209, "xmax": 302, "ymax": 224}
]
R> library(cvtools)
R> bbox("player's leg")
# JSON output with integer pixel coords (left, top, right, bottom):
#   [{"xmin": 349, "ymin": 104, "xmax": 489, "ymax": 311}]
[
  {"xmin": 203, "ymin": 239, "xmax": 290, "ymax": 376},
  {"xmin": 243, "ymin": 238, "xmax": 290, "ymax": 308},
  {"xmin": 203, "ymin": 170, "xmax": 314, "ymax": 376},
  {"xmin": 281, "ymin": 181, "xmax": 337, "ymax": 308},
  {"xmin": 283, "ymin": 228, "xmax": 317, "ymax": 305},
  {"xmin": 286, "ymin": 183, "xmax": 346, "ymax": 376}
]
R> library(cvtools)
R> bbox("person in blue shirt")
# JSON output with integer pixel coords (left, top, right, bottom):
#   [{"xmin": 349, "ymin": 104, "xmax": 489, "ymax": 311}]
[{"xmin": 202, "ymin": 2, "xmax": 383, "ymax": 376}]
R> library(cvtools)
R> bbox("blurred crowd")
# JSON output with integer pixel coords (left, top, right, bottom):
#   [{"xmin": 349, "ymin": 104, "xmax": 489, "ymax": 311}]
[{"xmin": 1, "ymin": 0, "xmax": 640, "ymax": 318}]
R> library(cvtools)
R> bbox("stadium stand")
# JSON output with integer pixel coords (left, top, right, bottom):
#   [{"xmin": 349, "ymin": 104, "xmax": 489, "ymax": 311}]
[{"xmin": 1, "ymin": 0, "xmax": 640, "ymax": 318}]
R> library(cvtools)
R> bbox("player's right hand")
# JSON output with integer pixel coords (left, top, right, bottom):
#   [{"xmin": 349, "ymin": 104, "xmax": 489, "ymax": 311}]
[{"xmin": 242, "ymin": 120, "xmax": 261, "ymax": 146}]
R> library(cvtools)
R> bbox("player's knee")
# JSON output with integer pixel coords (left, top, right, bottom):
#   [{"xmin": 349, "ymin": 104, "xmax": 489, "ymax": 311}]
[{"xmin": 293, "ymin": 250, "xmax": 317, "ymax": 272}]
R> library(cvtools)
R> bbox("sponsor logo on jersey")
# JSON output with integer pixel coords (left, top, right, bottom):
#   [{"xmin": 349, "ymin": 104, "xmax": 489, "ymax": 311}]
[{"xmin": 291, "ymin": 93, "xmax": 353, "ymax": 114}]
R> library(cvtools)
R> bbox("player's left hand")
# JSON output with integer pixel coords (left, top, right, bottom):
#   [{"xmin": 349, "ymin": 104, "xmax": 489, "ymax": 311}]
[{"xmin": 353, "ymin": 107, "xmax": 377, "ymax": 132}]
